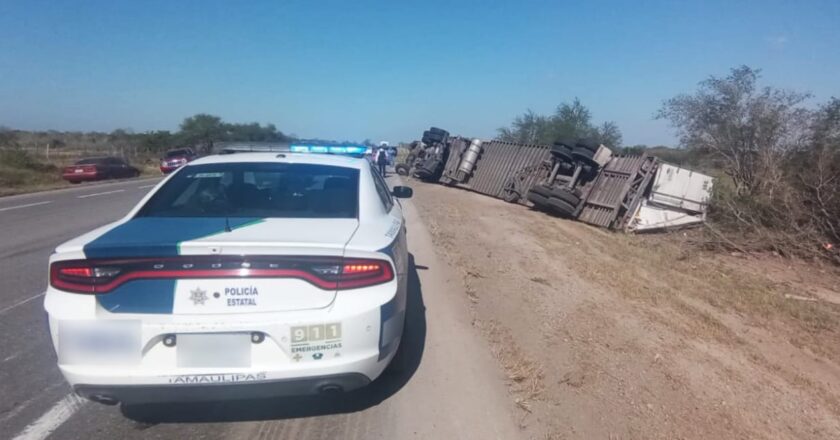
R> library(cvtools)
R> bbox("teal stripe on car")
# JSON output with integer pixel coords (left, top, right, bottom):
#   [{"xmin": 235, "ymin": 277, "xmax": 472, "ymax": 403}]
[
  {"xmin": 83, "ymin": 217, "xmax": 262, "ymax": 259},
  {"xmin": 97, "ymin": 279, "xmax": 177, "ymax": 314},
  {"xmin": 87, "ymin": 217, "xmax": 262, "ymax": 314}
]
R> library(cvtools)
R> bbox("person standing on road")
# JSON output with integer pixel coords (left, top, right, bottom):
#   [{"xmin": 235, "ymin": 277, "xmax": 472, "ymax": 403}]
[{"xmin": 376, "ymin": 147, "xmax": 388, "ymax": 177}]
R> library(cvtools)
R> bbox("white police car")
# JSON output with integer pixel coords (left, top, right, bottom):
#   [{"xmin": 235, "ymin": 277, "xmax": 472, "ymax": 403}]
[{"xmin": 44, "ymin": 149, "xmax": 412, "ymax": 405}]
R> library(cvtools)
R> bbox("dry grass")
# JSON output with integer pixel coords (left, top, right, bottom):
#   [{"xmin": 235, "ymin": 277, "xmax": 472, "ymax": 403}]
[
  {"xmin": 479, "ymin": 320, "xmax": 545, "ymax": 413},
  {"xmin": 526, "ymin": 216, "xmax": 840, "ymax": 360},
  {"xmin": 0, "ymin": 149, "xmax": 160, "ymax": 197}
]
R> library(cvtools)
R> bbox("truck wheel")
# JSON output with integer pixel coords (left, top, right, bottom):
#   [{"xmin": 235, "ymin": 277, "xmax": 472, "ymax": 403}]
[
  {"xmin": 571, "ymin": 147, "xmax": 600, "ymax": 168},
  {"xmin": 527, "ymin": 190, "xmax": 550, "ymax": 209},
  {"xmin": 395, "ymin": 164, "xmax": 411, "ymax": 176},
  {"xmin": 425, "ymin": 132, "xmax": 445, "ymax": 143},
  {"xmin": 551, "ymin": 141, "xmax": 574, "ymax": 163},
  {"xmin": 529, "ymin": 184, "xmax": 552, "ymax": 198},
  {"xmin": 575, "ymin": 138, "xmax": 600, "ymax": 152},
  {"xmin": 547, "ymin": 198, "xmax": 576, "ymax": 216},
  {"xmin": 549, "ymin": 187, "xmax": 580, "ymax": 206}
]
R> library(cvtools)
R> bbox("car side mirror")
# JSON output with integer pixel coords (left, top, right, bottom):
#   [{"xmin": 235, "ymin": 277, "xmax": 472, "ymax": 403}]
[{"xmin": 392, "ymin": 186, "xmax": 413, "ymax": 199}]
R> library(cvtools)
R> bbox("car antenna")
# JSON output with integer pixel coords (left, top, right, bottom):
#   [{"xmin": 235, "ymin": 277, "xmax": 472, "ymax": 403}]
[{"xmin": 225, "ymin": 216, "xmax": 232, "ymax": 233}]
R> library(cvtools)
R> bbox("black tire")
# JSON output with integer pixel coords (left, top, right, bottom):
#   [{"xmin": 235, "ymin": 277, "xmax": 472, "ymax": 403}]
[
  {"xmin": 575, "ymin": 138, "xmax": 600, "ymax": 152},
  {"xmin": 429, "ymin": 127, "xmax": 448, "ymax": 136},
  {"xmin": 425, "ymin": 132, "xmax": 445, "ymax": 143},
  {"xmin": 550, "ymin": 144, "xmax": 574, "ymax": 163},
  {"xmin": 546, "ymin": 197, "xmax": 576, "ymax": 216},
  {"xmin": 571, "ymin": 147, "xmax": 600, "ymax": 168},
  {"xmin": 527, "ymin": 190, "xmax": 550, "ymax": 208},
  {"xmin": 530, "ymin": 184, "xmax": 552, "ymax": 198},
  {"xmin": 549, "ymin": 187, "xmax": 580, "ymax": 206},
  {"xmin": 395, "ymin": 164, "xmax": 410, "ymax": 176}
]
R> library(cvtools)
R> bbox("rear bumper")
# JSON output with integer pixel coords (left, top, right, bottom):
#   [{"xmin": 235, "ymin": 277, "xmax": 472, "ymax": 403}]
[
  {"xmin": 62, "ymin": 172, "xmax": 98, "ymax": 182},
  {"xmin": 47, "ymin": 280, "xmax": 406, "ymax": 403},
  {"xmin": 74, "ymin": 373, "xmax": 371, "ymax": 404}
]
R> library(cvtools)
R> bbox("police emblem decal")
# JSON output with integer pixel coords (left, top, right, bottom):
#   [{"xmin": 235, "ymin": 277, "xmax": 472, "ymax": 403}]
[{"xmin": 189, "ymin": 287, "xmax": 208, "ymax": 305}]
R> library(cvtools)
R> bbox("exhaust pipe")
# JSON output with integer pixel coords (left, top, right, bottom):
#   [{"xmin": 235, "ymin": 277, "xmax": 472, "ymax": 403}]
[
  {"xmin": 88, "ymin": 393, "xmax": 120, "ymax": 406},
  {"xmin": 318, "ymin": 384, "xmax": 343, "ymax": 394}
]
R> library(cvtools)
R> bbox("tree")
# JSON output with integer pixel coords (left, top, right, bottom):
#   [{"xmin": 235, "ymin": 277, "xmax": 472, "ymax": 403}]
[
  {"xmin": 497, "ymin": 99, "xmax": 623, "ymax": 148},
  {"xmin": 179, "ymin": 114, "xmax": 226, "ymax": 153},
  {"xmin": 497, "ymin": 110, "xmax": 551, "ymax": 144},
  {"xmin": 549, "ymin": 99, "xmax": 592, "ymax": 141},
  {"xmin": 657, "ymin": 66, "xmax": 810, "ymax": 196},
  {"xmin": 139, "ymin": 130, "xmax": 177, "ymax": 155},
  {"xmin": 796, "ymin": 98, "xmax": 840, "ymax": 244},
  {"xmin": 594, "ymin": 121, "xmax": 623, "ymax": 150},
  {"xmin": 225, "ymin": 122, "xmax": 289, "ymax": 142}
]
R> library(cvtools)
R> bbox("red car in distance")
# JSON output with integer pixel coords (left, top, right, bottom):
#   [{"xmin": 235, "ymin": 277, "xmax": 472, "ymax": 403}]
[
  {"xmin": 62, "ymin": 157, "xmax": 140, "ymax": 184},
  {"xmin": 159, "ymin": 148, "xmax": 197, "ymax": 174}
]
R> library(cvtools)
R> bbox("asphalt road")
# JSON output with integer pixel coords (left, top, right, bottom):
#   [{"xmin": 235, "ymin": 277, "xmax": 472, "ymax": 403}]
[{"xmin": 0, "ymin": 176, "xmax": 520, "ymax": 440}]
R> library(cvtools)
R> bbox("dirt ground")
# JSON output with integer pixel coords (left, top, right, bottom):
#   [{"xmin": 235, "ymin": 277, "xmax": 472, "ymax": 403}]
[{"xmin": 409, "ymin": 180, "xmax": 840, "ymax": 440}]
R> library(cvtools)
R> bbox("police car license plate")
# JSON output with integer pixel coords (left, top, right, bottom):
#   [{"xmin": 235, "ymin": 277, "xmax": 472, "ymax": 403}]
[{"xmin": 176, "ymin": 333, "xmax": 251, "ymax": 368}]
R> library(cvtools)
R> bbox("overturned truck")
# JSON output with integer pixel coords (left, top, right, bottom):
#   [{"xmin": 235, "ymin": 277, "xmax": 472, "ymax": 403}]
[{"xmin": 400, "ymin": 128, "xmax": 714, "ymax": 232}]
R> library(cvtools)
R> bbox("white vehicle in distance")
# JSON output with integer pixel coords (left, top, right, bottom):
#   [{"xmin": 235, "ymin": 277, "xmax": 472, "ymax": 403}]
[{"xmin": 44, "ymin": 147, "xmax": 413, "ymax": 405}]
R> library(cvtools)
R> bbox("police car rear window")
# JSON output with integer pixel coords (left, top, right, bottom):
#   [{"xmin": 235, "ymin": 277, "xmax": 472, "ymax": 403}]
[{"xmin": 136, "ymin": 163, "xmax": 359, "ymax": 218}]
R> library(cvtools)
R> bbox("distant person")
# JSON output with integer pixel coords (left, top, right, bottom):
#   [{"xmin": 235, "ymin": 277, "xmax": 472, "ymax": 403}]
[{"xmin": 375, "ymin": 148, "xmax": 388, "ymax": 176}]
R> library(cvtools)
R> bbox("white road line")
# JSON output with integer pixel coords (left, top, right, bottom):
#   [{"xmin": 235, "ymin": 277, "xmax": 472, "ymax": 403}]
[
  {"xmin": 12, "ymin": 393, "xmax": 85, "ymax": 440},
  {"xmin": 0, "ymin": 293, "xmax": 44, "ymax": 315},
  {"xmin": 76, "ymin": 189, "xmax": 126, "ymax": 199},
  {"xmin": 0, "ymin": 383, "xmax": 63, "ymax": 424},
  {"xmin": 137, "ymin": 184, "xmax": 156, "ymax": 189},
  {"xmin": 0, "ymin": 201, "xmax": 52, "ymax": 212}
]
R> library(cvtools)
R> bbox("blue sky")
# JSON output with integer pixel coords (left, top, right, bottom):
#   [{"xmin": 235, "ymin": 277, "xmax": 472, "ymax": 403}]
[{"xmin": 1, "ymin": 0, "xmax": 838, "ymax": 146}]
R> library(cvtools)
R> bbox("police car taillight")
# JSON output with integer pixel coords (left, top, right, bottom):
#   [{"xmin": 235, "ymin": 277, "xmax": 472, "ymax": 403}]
[
  {"xmin": 51, "ymin": 263, "xmax": 123, "ymax": 294},
  {"xmin": 50, "ymin": 257, "xmax": 393, "ymax": 294},
  {"xmin": 311, "ymin": 259, "xmax": 394, "ymax": 290}
]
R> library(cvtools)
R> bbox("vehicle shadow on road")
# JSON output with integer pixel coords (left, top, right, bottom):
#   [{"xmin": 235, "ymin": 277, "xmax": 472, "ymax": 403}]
[{"xmin": 121, "ymin": 253, "xmax": 428, "ymax": 424}]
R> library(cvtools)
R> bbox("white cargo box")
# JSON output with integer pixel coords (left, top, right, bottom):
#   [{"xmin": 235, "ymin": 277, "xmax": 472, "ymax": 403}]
[
  {"xmin": 648, "ymin": 163, "xmax": 713, "ymax": 214},
  {"xmin": 627, "ymin": 200, "xmax": 706, "ymax": 232}
]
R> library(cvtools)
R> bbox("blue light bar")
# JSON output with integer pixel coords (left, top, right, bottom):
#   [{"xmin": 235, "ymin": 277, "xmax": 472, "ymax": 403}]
[{"xmin": 289, "ymin": 144, "xmax": 368, "ymax": 155}]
